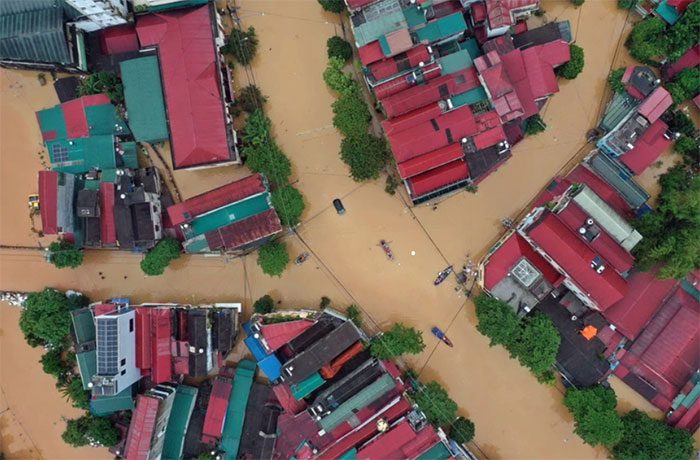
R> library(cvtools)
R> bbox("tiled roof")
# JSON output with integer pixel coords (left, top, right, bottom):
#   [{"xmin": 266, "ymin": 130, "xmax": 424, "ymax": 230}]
[
  {"xmin": 620, "ymin": 120, "xmax": 672, "ymax": 175},
  {"xmin": 358, "ymin": 41, "xmax": 385, "ymax": 66}
]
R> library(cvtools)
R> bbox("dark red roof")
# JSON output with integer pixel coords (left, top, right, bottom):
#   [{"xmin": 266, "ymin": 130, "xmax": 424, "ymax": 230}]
[
  {"xmin": 637, "ymin": 86, "xmax": 673, "ymax": 123},
  {"xmin": 566, "ymin": 165, "xmax": 633, "ymax": 218},
  {"xmin": 38, "ymin": 170, "xmax": 58, "ymax": 234},
  {"xmin": 100, "ymin": 24, "xmax": 139, "ymax": 55},
  {"xmin": 604, "ymin": 270, "xmax": 678, "ymax": 339},
  {"xmin": 135, "ymin": 308, "xmax": 152, "ymax": 371},
  {"xmin": 526, "ymin": 212, "xmax": 628, "ymax": 310},
  {"xmin": 483, "ymin": 232, "xmax": 561, "ymax": 290},
  {"xmin": 668, "ymin": 0, "xmax": 693, "ymax": 12},
  {"xmin": 486, "ymin": 0, "xmax": 538, "ymax": 29},
  {"xmin": 167, "ymin": 174, "xmax": 266, "ymax": 226},
  {"xmin": 473, "ymin": 111, "xmax": 507, "ymax": 149},
  {"xmin": 201, "ymin": 376, "xmax": 233, "ymax": 444},
  {"xmin": 407, "ymin": 159, "xmax": 470, "ymax": 197},
  {"xmin": 136, "ymin": 6, "xmax": 232, "ymax": 169},
  {"xmin": 346, "ymin": 0, "xmax": 378, "ymax": 9},
  {"xmin": 358, "ymin": 42, "xmax": 385, "ymax": 66},
  {"xmin": 397, "ymin": 143, "xmax": 464, "ymax": 179},
  {"xmin": 123, "ymin": 395, "xmax": 159, "ymax": 460},
  {"xmin": 62, "ymin": 94, "xmax": 111, "ymax": 139},
  {"xmin": 260, "ymin": 320, "xmax": 314, "ymax": 352},
  {"xmin": 100, "ymin": 182, "xmax": 116, "ymax": 245},
  {"xmin": 150, "ymin": 309, "xmax": 172, "ymax": 384},
  {"xmin": 373, "ymin": 62, "xmax": 442, "ymax": 100},
  {"xmin": 522, "ymin": 45, "xmax": 562, "ymax": 98},
  {"xmin": 665, "ymin": 44, "xmax": 700, "ymax": 80},
  {"xmin": 620, "ymin": 120, "xmax": 672, "ymax": 175},
  {"xmin": 369, "ymin": 46, "xmax": 431, "ymax": 81},
  {"xmin": 471, "ymin": 2, "xmax": 487, "ymax": 22},
  {"xmin": 500, "ymin": 50, "xmax": 538, "ymax": 117},
  {"xmin": 271, "ymin": 383, "xmax": 307, "ymax": 415},
  {"xmin": 94, "ymin": 303, "xmax": 117, "ymax": 316},
  {"xmin": 204, "ymin": 208, "xmax": 282, "ymax": 251},
  {"xmin": 356, "ymin": 420, "xmax": 440, "ymax": 459}
]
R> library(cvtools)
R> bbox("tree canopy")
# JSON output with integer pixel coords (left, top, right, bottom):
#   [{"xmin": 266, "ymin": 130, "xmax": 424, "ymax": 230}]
[
  {"xmin": 318, "ymin": 0, "xmax": 345, "ymax": 13},
  {"xmin": 19, "ymin": 288, "xmax": 73, "ymax": 347},
  {"xmin": 564, "ymin": 386, "xmax": 623, "ymax": 447},
  {"xmin": 77, "ymin": 71, "xmax": 123, "ymax": 104},
  {"xmin": 627, "ymin": 4, "xmax": 700, "ymax": 64},
  {"xmin": 346, "ymin": 304, "xmax": 362, "ymax": 327},
  {"xmin": 371, "ymin": 323, "xmax": 425, "ymax": 359},
  {"xmin": 332, "ymin": 91, "xmax": 371, "ymax": 137},
  {"xmin": 674, "ymin": 136, "xmax": 699, "ymax": 167},
  {"xmin": 612, "ymin": 409, "xmax": 694, "ymax": 460},
  {"xmin": 340, "ymin": 134, "xmax": 388, "ymax": 181},
  {"xmin": 323, "ymin": 57, "xmax": 359, "ymax": 95},
  {"xmin": 47, "ymin": 240, "xmax": 83, "ymax": 269},
  {"xmin": 666, "ymin": 67, "xmax": 700, "ymax": 104},
  {"xmin": 618, "ymin": 0, "xmax": 636, "ymax": 9},
  {"xmin": 40, "ymin": 348, "xmax": 65, "ymax": 378},
  {"xmin": 59, "ymin": 378, "xmax": 90, "ymax": 410},
  {"xmin": 327, "ymin": 36, "xmax": 353, "ymax": 61},
  {"xmin": 223, "ymin": 26, "xmax": 259, "ymax": 65},
  {"xmin": 608, "ymin": 67, "xmax": 626, "ymax": 93},
  {"xmin": 450, "ymin": 416, "xmax": 475, "ymax": 444},
  {"xmin": 253, "ymin": 294, "xmax": 275, "ymax": 314},
  {"xmin": 237, "ymin": 85, "xmax": 267, "ymax": 113},
  {"xmin": 558, "ymin": 44, "xmax": 584, "ymax": 79},
  {"xmin": 524, "ymin": 114, "xmax": 546, "ymax": 136},
  {"xmin": 242, "ymin": 110, "xmax": 293, "ymax": 186},
  {"xmin": 257, "ymin": 241, "xmax": 289, "ymax": 277},
  {"xmin": 412, "ymin": 381, "xmax": 458, "ymax": 427},
  {"xmin": 474, "ymin": 294, "xmax": 521, "ymax": 349},
  {"xmin": 512, "ymin": 313, "xmax": 560, "ymax": 382},
  {"xmin": 62, "ymin": 415, "xmax": 120, "ymax": 447},
  {"xmin": 140, "ymin": 238, "xmax": 181, "ymax": 276},
  {"xmin": 271, "ymin": 185, "xmax": 305, "ymax": 227}
]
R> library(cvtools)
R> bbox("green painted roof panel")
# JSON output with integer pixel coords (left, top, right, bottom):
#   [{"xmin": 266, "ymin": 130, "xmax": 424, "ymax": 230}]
[
  {"xmin": 70, "ymin": 308, "xmax": 95, "ymax": 344},
  {"xmin": 90, "ymin": 387, "xmax": 135, "ymax": 416},
  {"xmin": 76, "ymin": 350, "xmax": 96, "ymax": 390},
  {"xmin": 162, "ymin": 385, "xmax": 198, "ymax": 460},
  {"xmin": 120, "ymin": 56, "xmax": 169, "ymax": 143},
  {"xmin": 338, "ymin": 448, "xmax": 358, "ymax": 460},
  {"xmin": 221, "ymin": 360, "xmax": 256, "ymax": 460},
  {"xmin": 437, "ymin": 49, "xmax": 473, "ymax": 74},
  {"xmin": 403, "ymin": 6, "xmax": 427, "ymax": 28},
  {"xmin": 290, "ymin": 372, "xmax": 325, "ymax": 400},
  {"xmin": 0, "ymin": 3, "xmax": 72, "ymax": 65},
  {"xmin": 416, "ymin": 441, "xmax": 451, "ymax": 460},
  {"xmin": 414, "ymin": 13, "xmax": 467, "ymax": 43},
  {"xmin": 187, "ymin": 192, "xmax": 271, "ymax": 237},
  {"xmin": 451, "ymin": 86, "xmax": 488, "ymax": 107},
  {"xmin": 47, "ymin": 135, "xmax": 117, "ymax": 174},
  {"xmin": 353, "ymin": 0, "xmax": 406, "ymax": 47}
]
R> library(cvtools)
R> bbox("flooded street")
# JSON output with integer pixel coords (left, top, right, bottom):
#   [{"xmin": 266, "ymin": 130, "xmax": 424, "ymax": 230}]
[{"xmin": 0, "ymin": 0, "xmax": 690, "ymax": 458}]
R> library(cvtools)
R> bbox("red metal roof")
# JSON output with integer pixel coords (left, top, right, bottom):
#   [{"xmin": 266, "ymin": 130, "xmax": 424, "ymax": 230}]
[
  {"xmin": 382, "ymin": 104, "xmax": 443, "ymax": 136},
  {"xmin": 407, "ymin": 159, "xmax": 470, "ymax": 197},
  {"xmin": 271, "ymin": 383, "xmax": 307, "ymax": 416},
  {"xmin": 123, "ymin": 395, "xmax": 159, "ymax": 460},
  {"xmin": 201, "ymin": 376, "xmax": 233, "ymax": 444},
  {"xmin": 665, "ymin": 44, "xmax": 700, "ymax": 80},
  {"xmin": 38, "ymin": 170, "xmax": 58, "ymax": 234},
  {"xmin": 402, "ymin": 426, "xmax": 440, "ymax": 459},
  {"xmin": 260, "ymin": 320, "xmax": 315, "ymax": 352},
  {"xmin": 357, "ymin": 420, "xmax": 415, "ymax": 459},
  {"xmin": 135, "ymin": 308, "xmax": 152, "ymax": 370},
  {"xmin": 500, "ymin": 50, "xmax": 538, "ymax": 117},
  {"xmin": 167, "ymin": 174, "xmax": 266, "ymax": 226},
  {"xmin": 672, "ymin": 397, "xmax": 700, "ymax": 432},
  {"xmin": 150, "ymin": 309, "xmax": 172, "ymax": 384},
  {"xmin": 668, "ymin": 0, "xmax": 693, "ymax": 12},
  {"xmin": 382, "ymin": 68, "xmax": 480, "ymax": 118},
  {"xmin": 100, "ymin": 182, "xmax": 116, "ymax": 245},
  {"xmin": 534, "ymin": 39, "xmax": 571, "ymax": 68},
  {"xmin": 473, "ymin": 111, "xmax": 507, "ymax": 149},
  {"xmin": 204, "ymin": 208, "xmax": 282, "ymax": 251},
  {"xmin": 604, "ymin": 270, "xmax": 678, "ymax": 340},
  {"xmin": 136, "ymin": 6, "xmax": 232, "ymax": 169},
  {"xmin": 486, "ymin": 0, "xmax": 538, "ymax": 29},
  {"xmin": 637, "ymin": 86, "xmax": 673, "ymax": 123},
  {"xmin": 555, "ymin": 201, "xmax": 635, "ymax": 274},
  {"xmin": 62, "ymin": 94, "xmax": 111, "ymax": 139},
  {"xmin": 94, "ymin": 303, "xmax": 117, "ymax": 316},
  {"xmin": 397, "ymin": 143, "xmax": 464, "ymax": 179},
  {"xmin": 320, "ymin": 341, "xmax": 364, "ymax": 379},
  {"xmin": 526, "ymin": 212, "xmax": 628, "ymax": 310},
  {"xmin": 369, "ymin": 45, "xmax": 431, "ymax": 81},
  {"xmin": 358, "ymin": 42, "xmax": 385, "ymax": 66},
  {"xmin": 100, "ymin": 24, "xmax": 139, "ymax": 55},
  {"xmin": 522, "ymin": 46, "xmax": 561, "ymax": 98},
  {"xmin": 346, "ymin": 0, "xmax": 378, "ymax": 10},
  {"xmin": 566, "ymin": 165, "xmax": 633, "ymax": 218},
  {"xmin": 620, "ymin": 120, "xmax": 672, "ymax": 175},
  {"xmin": 471, "ymin": 2, "xmax": 487, "ymax": 22},
  {"xmin": 483, "ymin": 232, "xmax": 561, "ymax": 290},
  {"xmin": 373, "ymin": 62, "xmax": 442, "ymax": 100}
]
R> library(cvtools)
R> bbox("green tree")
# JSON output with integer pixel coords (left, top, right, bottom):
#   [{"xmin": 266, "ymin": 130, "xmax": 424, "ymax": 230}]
[
  {"xmin": 59, "ymin": 378, "xmax": 90, "ymax": 410},
  {"xmin": 570, "ymin": 0, "xmax": 585, "ymax": 5},
  {"xmin": 340, "ymin": 134, "xmax": 388, "ymax": 181},
  {"xmin": 371, "ymin": 323, "xmax": 425, "ymax": 359},
  {"xmin": 223, "ymin": 26, "xmax": 259, "ymax": 65},
  {"xmin": 666, "ymin": 67, "xmax": 700, "ymax": 104},
  {"xmin": 140, "ymin": 238, "xmax": 181, "ymax": 276},
  {"xmin": 612, "ymin": 409, "xmax": 694, "ymax": 460},
  {"xmin": 323, "ymin": 57, "xmax": 359, "ymax": 95},
  {"xmin": 40, "ymin": 348, "xmax": 65, "ymax": 378},
  {"xmin": 564, "ymin": 386, "xmax": 623, "ymax": 447},
  {"xmin": 666, "ymin": 0, "xmax": 700, "ymax": 61},
  {"xmin": 237, "ymin": 85, "xmax": 267, "ymax": 113},
  {"xmin": 524, "ymin": 114, "xmax": 546, "ymax": 136},
  {"xmin": 608, "ymin": 67, "xmax": 627, "ymax": 93},
  {"xmin": 66, "ymin": 292, "xmax": 90, "ymax": 310},
  {"xmin": 627, "ymin": 17, "xmax": 668, "ymax": 64},
  {"xmin": 244, "ymin": 142, "xmax": 292, "ymax": 186},
  {"xmin": 253, "ymin": 294, "xmax": 275, "ymax": 314},
  {"xmin": 618, "ymin": 0, "xmax": 636, "ymax": 9},
  {"xmin": 318, "ymin": 0, "xmax": 345, "ymax": 13},
  {"xmin": 512, "ymin": 313, "xmax": 560, "ymax": 381},
  {"xmin": 327, "ymin": 36, "xmax": 353, "ymax": 61},
  {"xmin": 674, "ymin": 136, "xmax": 699, "ymax": 166},
  {"xmin": 271, "ymin": 185, "xmax": 305, "ymax": 227},
  {"xmin": 664, "ymin": 110, "xmax": 695, "ymax": 137},
  {"xmin": 77, "ymin": 71, "xmax": 123, "ymax": 104},
  {"xmin": 242, "ymin": 109, "xmax": 273, "ymax": 147},
  {"xmin": 62, "ymin": 415, "xmax": 119, "ymax": 447},
  {"xmin": 257, "ymin": 241, "xmax": 289, "ymax": 277},
  {"xmin": 47, "ymin": 240, "xmax": 83, "ymax": 269},
  {"xmin": 332, "ymin": 92, "xmax": 371, "ymax": 137},
  {"xmin": 473, "ymin": 294, "xmax": 521, "ymax": 350},
  {"xmin": 558, "ymin": 44, "xmax": 584, "ymax": 79},
  {"xmin": 19, "ymin": 288, "xmax": 72, "ymax": 347},
  {"xmin": 385, "ymin": 174, "xmax": 399, "ymax": 195},
  {"xmin": 346, "ymin": 304, "xmax": 362, "ymax": 327},
  {"xmin": 450, "ymin": 416, "xmax": 475, "ymax": 444},
  {"xmin": 412, "ymin": 381, "xmax": 458, "ymax": 427}
]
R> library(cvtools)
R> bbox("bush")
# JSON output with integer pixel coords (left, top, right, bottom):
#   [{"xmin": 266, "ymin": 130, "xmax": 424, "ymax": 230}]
[
  {"xmin": 675, "ymin": 136, "xmax": 699, "ymax": 165},
  {"xmin": 40, "ymin": 348, "xmax": 65, "ymax": 378},
  {"xmin": 77, "ymin": 71, "xmax": 123, "ymax": 104},
  {"xmin": 140, "ymin": 238, "xmax": 181, "ymax": 276},
  {"xmin": 618, "ymin": 0, "xmax": 636, "ymax": 8},
  {"xmin": 612, "ymin": 409, "xmax": 694, "ymax": 460},
  {"xmin": 47, "ymin": 240, "xmax": 83, "ymax": 269},
  {"xmin": 412, "ymin": 381, "xmax": 458, "ymax": 427},
  {"xmin": 244, "ymin": 142, "xmax": 292, "ymax": 186},
  {"xmin": 564, "ymin": 386, "xmax": 623, "ymax": 447},
  {"xmin": 371, "ymin": 323, "xmax": 425, "ymax": 359},
  {"xmin": 558, "ymin": 44, "xmax": 584, "ymax": 79},
  {"xmin": 257, "ymin": 241, "xmax": 289, "ymax": 277},
  {"xmin": 223, "ymin": 26, "xmax": 259, "ymax": 65},
  {"xmin": 340, "ymin": 134, "xmax": 388, "ymax": 181},
  {"xmin": 450, "ymin": 417, "xmax": 475, "ymax": 444},
  {"xmin": 332, "ymin": 91, "xmax": 371, "ymax": 137},
  {"xmin": 323, "ymin": 57, "xmax": 359, "ymax": 95},
  {"xmin": 237, "ymin": 85, "xmax": 267, "ymax": 113},
  {"xmin": 242, "ymin": 109, "xmax": 273, "ymax": 147},
  {"xmin": 327, "ymin": 36, "xmax": 353, "ymax": 61},
  {"xmin": 570, "ymin": 0, "xmax": 585, "ymax": 5},
  {"xmin": 253, "ymin": 294, "xmax": 275, "ymax": 314},
  {"xmin": 318, "ymin": 0, "xmax": 345, "ymax": 13},
  {"xmin": 664, "ymin": 110, "xmax": 696, "ymax": 137},
  {"xmin": 271, "ymin": 185, "xmax": 305, "ymax": 227},
  {"xmin": 666, "ymin": 67, "xmax": 700, "ymax": 104},
  {"xmin": 524, "ymin": 114, "xmax": 546, "ymax": 136},
  {"xmin": 608, "ymin": 67, "xmax": 627, "ymax": 93},
  {"xmin": 346, "ymin": 304, "xmax": 362, "ymax": 327},
  {"xmin": 59, "ymin": 378, "xmax": 90, "ymax": 410},
  {"xmin": 19, "ymin": 288, "xmax": 72, "ymax": 347},
  {"xmin": 319, "ymin": 296, "xmax": 331, "ymax": 308},
  {"xmin": 385, "ymin": 174, "xmax": 399, "ymax": 195},
  {"xmin": 62, "ymin": 415, "xmax": 119, "ymax": 447}
]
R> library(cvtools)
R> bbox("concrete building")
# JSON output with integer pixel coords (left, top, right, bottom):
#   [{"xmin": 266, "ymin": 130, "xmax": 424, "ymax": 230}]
[
  {"xmin": 64, "ymin": 0, "xmax": 128, "ymax": 32},
  {"xmin": 92, "ymin": 307, "xmax": 142, "ymax": 396}
]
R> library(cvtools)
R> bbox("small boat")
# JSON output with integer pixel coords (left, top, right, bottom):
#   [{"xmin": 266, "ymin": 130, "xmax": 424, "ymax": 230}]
[
  {"xmin": 434, "ymin": 265, "xmax": 453, "ymax": 285},
  {"xmin": 431, "ymin": 327, "xmax": 453, "ymax": 347},
  {"xmin": 379, "ymin": 240, "xmax": 394, "ymax": 261},
  {"xmin": 295, "ymin": 252, "xmax": 310, "ymax": 265}
]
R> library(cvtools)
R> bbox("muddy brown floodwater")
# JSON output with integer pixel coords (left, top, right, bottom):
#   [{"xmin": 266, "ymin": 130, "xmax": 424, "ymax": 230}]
[{"xmin": 1, "ymin": 0, "xmax": 697, "ymax": 458}]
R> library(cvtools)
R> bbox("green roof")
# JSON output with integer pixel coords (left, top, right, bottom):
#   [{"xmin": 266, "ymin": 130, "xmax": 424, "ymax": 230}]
[
  {"xmin": 338, "ymin": 448, "xmax": 358, "ymax": 460},
  {"xmin": 0, "ymin": 0, "xmax": 72, "ymax": 65},
  {"xmin": 76, "ymin": 350, "xmax": 96, "ymax": 390},
  {"xmin": 290, "ymin": 372, "xmax": 325, "ymax": 400},
  {"xmin": 83, "ymin": 180, "xmax": 100, "ymax": 190},
  {"xmin": 403, "ymin": 5, "xmax": 427, "ymax": 28},
  {"xmin": 353, "ymin": 0, "xmax": 406, "ymax": 47},
  {"xmin": 121, "ymin": 141, "xmax": 139, "ymax": 169},
  {"xmin": 414, "ymin": 13, "xmax": 467, "ymax": 43},
  {"xmin": 90, "ymin": 386, "xmax": 135, "ymax": 416},
  {"xmin": 46, "ymin": 136, "xmax": 118, "ymax": 174},
  {"xmin": 185, "ymin": 192, "xmax": 272, "ymax": 238},
  {"xmin": 460, "ymin": 38, "xmax": 482, "ymax": 59},
  {"xmin": 162, "ymin": 385, "xmax": 198, "ymax": 460},
  {"xmin": 144, "ymin": 0, "xmax": 210, "ymax": 12},
  {"xmin": 70, "ymin": 308, "xmax": 95, "ymax": 345},
  {"xmin": 221, "ymin": 360, "xmax": 256, "ymax": 460},
  {"xmin": 437, "ymin": 49, "xmax": 473, "ymax": 74},
  {"xmin": 655, "ymin": 0, "xmax": 681, "ymax": 24},
  {"xmin": 599, "ymin": 92, "xmax": 639, "ymax": 133},
  {"xmin": 318, "ymin": 373, "xmax": 395, "ymax": 433},
  {"xmin": 451, "ymin": 86, "xmax": 488, "ymax": 107},
  {"xmin": 416, "ymin": 441, "xmax": 452, "ymax": 460},
  {"xmin": 121, "ymin": 56, "xmax": 169, "ymax": 143}
]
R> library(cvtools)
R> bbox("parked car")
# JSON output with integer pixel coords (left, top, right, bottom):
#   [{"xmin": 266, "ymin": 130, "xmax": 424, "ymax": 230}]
[{"xmin": 333, "ymin": 198, "xmax": 345, "ymax": 215}]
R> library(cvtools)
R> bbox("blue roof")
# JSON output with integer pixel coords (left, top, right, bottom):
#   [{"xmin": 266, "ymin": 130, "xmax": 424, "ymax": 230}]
[
  {"xmin": 244, "ymin": 335, "xmax": 268, "ymax": 361},
  {"xmin": 259, "ymin": 354, "xmax": 282, "ymax": 381}
]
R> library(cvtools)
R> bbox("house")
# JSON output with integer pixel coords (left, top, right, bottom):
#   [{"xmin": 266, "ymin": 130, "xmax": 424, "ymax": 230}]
[
  {"xmin": 122, "ymin": 384, "xmax": 177, "ymax": 460},
  {"xmin": 221, "ymin": 360, "xmax": 256, "ymax": 460},
  {"xmin": 120, "ymin": 55, "xmax": 170, "ymax": 144},
  {"xmin": 71, "ymin": 307, "xmax": 98, "ymax": 390},
  {"xmin": 63, "ymin": 0, "xmax": 128, "ymax": 32},
  {"xmin": 238, "ymin": 383, "xmax": 280, "ymax": 460},
  {"xmin": 187, "ymin": 310, "xmax": 212, "ymax": 377},
  {"xmin": 0, "ymin": 0, "xmax": 88, "ymax": 72},
  {"xmin": 167, "ymin": 173, "xmax": 283, "ymax": 254},
  {"xmin": 135, "ymin": 4, "xmax": 239, "ymax": 169},
  {"xmin": 653, "ymin": 0, "xmax": 693, "ymax": 24},
  {"xmin": 512, "ymin": 21, "xmax": 572, "ymax": 50},
  {"xmin": 662, "ymin": 44, "xmax": 700, "ymax": 81},
  {"xmin": 201, "ymin": 374, "xmax": 234, "ymax": 446},
  {"xmin": 464, "ymin": 0, "xmax": 540, "ymax": 40},
  {"xmin": 162, "ymin": 385, "xmax": 198, "ymax": 460},
  {"xmin": 584, "ymin": 152, "xmax": 651, "ymax": 212},
  {"xmin": 355, "ymin": 417, "xmax": 443, "ymax": 459},
  {"xmin": 38, "ymin": 171, "xmax": 77, "ymax": 238}
]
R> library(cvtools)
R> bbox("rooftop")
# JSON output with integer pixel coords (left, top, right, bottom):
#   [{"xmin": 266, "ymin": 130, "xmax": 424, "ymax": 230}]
[
  {"xmin": 162, "ymin": 385, "xmax": 198, "ymax": 460},
  {"xmin": 221, "ymin": 360, "xmax": 256, "ymax": 459},
  {"xmin": 120, "ymin": 55, "xmax": 169, "ymax": 143},
  {"xmin": 619, "ymin": 120, "xmax": 672, "ymax": 175}
]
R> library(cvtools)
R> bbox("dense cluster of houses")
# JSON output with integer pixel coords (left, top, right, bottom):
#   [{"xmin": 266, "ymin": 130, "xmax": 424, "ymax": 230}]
[
  {"xmin": 347, "ymin": 0, "xmax": 573, "ymax": 204},
  {"xmin": 477, "ymin": 62, "xmax": 700, "ymax": 432},
  {"xmin": 0, "ymin": 1, "xmax": 287, "ymax": 253},
  {"xmin": 71, "ymin": 303, "xmax": 470, "ymax": 460}
]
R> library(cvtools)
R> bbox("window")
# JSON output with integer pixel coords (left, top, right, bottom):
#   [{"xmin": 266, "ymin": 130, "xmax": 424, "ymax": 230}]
[
  {"xmin": 121, "ymin": 358, "xmax": 126, "ymax": 367},
  {"xmin": 129, "ymin": 318, "xmax": 134, "ymax": 332},
  {"xmin": 121, "ymin": 369, "xmax": 126, "ymax": 376}
]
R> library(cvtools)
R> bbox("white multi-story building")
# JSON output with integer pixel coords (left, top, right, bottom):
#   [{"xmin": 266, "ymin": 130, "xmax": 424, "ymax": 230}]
[{"xmin": 92, "ymin": 307, "xmax": 142, "ymax": 396}]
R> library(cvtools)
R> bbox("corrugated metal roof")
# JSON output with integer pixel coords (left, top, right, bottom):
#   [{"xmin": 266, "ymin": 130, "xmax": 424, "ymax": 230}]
[
  {"xmin": 71, "ymin": 307, "xmax": 96, "ymax": 345},
  {"xmin": 586, "ymin": 153, "xmax": 649, "ymax": 210},
  {"xmin": 77, "ymin": 350, "xmax": 96, "ymax": 390},
  {"xmin": 123, "ymin": 394, "xmax": 160, "ymax": 460},
  {"xmin": 121, "ymin": 56, "xmax": 169, "ymax": 143},
  {"xmin": 414, "ymin": 12, "xmax": 467, "ymax": 43},
  {"xmin": 38, "ymin": 170, "xmax": 58, "ymax": 234},
  {"xmin": 90, "ymin": 386, "xmax": 135, "ymax": 416},
  {"xmin": 202, "ymin": 376, "xmax": 233, "ymax": 444},
  {"xmin": 620, "ymin": 119, "xmax": 672, "ymax": 176},
  {"xmin": 221, "ymin": 360, "xmax": 256, "ymax": 460},
  {"xmin": 260, "ymin": 320, "xmax": 315, "ymax": 352},
  {"xmin": 202, "ymin": 208, "xmax": 282, "ymax": 253},
  {"xmin": 637, "ymin": 86, "xmax": 673, "ymax": 123},
  {"xmin": 162, "ymin": 385, "xmax": 198, "ymax": 460},
  {"xmin": 151, "ymin": 309, "xmax": 172, "ymax": 384},
  {"xmin": 290, "ymin": 372, "xmax": 326, "ymax": 400}
]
